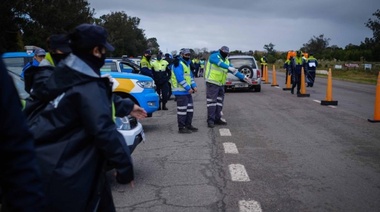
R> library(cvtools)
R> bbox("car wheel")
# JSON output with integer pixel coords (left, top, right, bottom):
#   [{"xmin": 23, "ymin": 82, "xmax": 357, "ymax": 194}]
[
  {"xmin": 238, "ymin": 65, "xmax": 253, "ymax": 78},
  {"xmin": 254, "ymin": 85, "xmax": 261, "ymax": 92}
]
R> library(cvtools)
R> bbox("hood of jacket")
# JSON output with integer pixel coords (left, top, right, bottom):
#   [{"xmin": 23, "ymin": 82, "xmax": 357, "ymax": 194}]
[{"xmin": 36, "ymin": 54, "xmax": 102, "ymax": 101}]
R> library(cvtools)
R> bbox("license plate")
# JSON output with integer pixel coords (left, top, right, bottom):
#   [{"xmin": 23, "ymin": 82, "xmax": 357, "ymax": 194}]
[{"xmin": 235, "ymin": 83, "xmax": 247, "ymax": 88}]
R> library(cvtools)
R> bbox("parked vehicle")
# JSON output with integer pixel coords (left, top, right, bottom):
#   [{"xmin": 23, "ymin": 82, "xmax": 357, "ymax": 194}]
[
  {"xmin": 226, "ymin": 55, "xmax": 262, "ymax": 92},
  {"xmin": 101, "ymin": 59, "xmax": 159, "ymax": 117}
]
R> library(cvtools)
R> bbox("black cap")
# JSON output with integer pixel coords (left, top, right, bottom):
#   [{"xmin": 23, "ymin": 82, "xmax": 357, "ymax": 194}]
[
  {"xmin": 48, "ymin": 34, "xmax": 71, "ymax": 53},
  {"xmin": 70, "ymin": 23, "xmax": 114, "ymax": 51},
  {"xmin": 144, "ymin": 49, "xmax": 152, "ymax": 55}
]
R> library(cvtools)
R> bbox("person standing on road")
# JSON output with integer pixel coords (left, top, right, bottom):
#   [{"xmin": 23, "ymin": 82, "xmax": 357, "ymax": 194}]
[
  {"xmin": 0, "ymin": 57, "xmax": 46, "ymax": 211},
  {"xmin": 20, "ymin": 48, "xmax": 46, "ymax": 80},
  {"xmin": 283, "ymin": 56, "xmax": 292, "ymax": 84},
  {"xmin": 152, "ymin": 51, "xmax": 171, "ymax": 110},
  {"xmin": 290, "ymin": 50, "xmax": 307, "ymax": 94},
  {"xmin": 140, "ymin": 49, "xmax": 153, "ymax": 78},
  {"xmin": 28, "ymin": 23, "xmax": 136, "ymax": 211},
  {"xmin": 306, "ymin": 53, "xmax": 318, "ymax": 87},
  {"xmin": 260, "ymin": 55, "xmax": 268, "ymax": 77},
  {"xmin": 171, "ymin": 48, "xmax": 198, "ymax": 133},
  {"xmin": 204, "ymin": 46, "xmax": 250, "ymax": 128}
]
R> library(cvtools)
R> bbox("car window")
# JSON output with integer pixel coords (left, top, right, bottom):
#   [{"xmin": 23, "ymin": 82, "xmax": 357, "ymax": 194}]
[
  {"xmin": 101, "ymin": 62, "xmax": 118, "ymax": 72},
  {"xmin": 3, "ymin": 57, "xmax": 30, "ymax": 76},
  {"xmin": 229, "ymin": 58, "xmax": 257, "ymax": 69},
  {"xmin": 120, "ymin": 62, "xmax": 133, "ymax": 73}
]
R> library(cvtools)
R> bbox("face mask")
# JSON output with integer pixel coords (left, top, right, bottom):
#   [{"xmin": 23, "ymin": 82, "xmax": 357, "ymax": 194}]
[
  {"xmin": 182, "ymin": 56, "xmax": 190, "ymax": 61},
  {"xmin": 157, "ymin": 56, "xmax": 162, "ymax": 60},
  {"xmin": 146, "ymin": 56, "xmax": 151, "ymax": 61},
  {"xmin": 51, "ymin": 53, "xmax": 69, "ymax": 64},
  {"xmin": 220, "ymin": 51, "xmax": 228, "ymax": 59},
  {"xmin": 93, "ymin": 53, "xmax": 106, "ymax": 69}
]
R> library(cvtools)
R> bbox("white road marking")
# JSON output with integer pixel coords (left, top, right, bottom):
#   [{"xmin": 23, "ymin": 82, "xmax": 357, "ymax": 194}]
[
  {"xmin": 219, "ymin": 128, "xmax": 231, "ymax": 136},
  {"xmin": 313, "ymin": 99, "xmax": 337, "ymax": 108},
  {"xmin": 223, "ymin": 142, "xmax": 239, "ymax": 154},
  {"xmin": 313, "ymin": 99, "xmax": 321, "ymax": 103},
  {"xmin": 229, "ymin": 164, "xmax": 250, "ymax": 182},
  {"xmin": 239, "ymin": 200, "xmax": 262, "ymax": 212}
]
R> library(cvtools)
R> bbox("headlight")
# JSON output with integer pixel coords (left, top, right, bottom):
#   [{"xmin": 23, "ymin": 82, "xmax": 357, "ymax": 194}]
[
  {"xmin": 136, "ymin": 80, "xmax": 155, "ymax": 88},
  {"xmin": 115, "ymin": 116, "xmax": 131, "ymax": 130}
]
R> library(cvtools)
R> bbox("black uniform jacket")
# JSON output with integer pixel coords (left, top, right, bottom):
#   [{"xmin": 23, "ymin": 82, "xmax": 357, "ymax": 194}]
[{"xmin": 29, "ymin": 54, "xmax": 134, "ymax": 211}]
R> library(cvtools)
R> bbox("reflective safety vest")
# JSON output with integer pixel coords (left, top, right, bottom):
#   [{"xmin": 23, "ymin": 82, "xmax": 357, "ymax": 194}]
[
  {"xmin": 140, "ymin": 56, "xmax": 152, "ymax": 69},
  {"xmin": 260, "ymin": 57, "xmax": 267, "ymax": 65},
  {"xmin": 171, "ymin": 61, "xmax": 192, "ymax": 92},
  {"xmin": 205, "ymin": 55, "xmax": 230, "ymax": 86},
  {"xmin": 152, "ymin": 59, "xmax": 169, "ymax": 72},
  {"xmin": 200, "ymin": 60, "xmax": 205, "ymax": 68}
]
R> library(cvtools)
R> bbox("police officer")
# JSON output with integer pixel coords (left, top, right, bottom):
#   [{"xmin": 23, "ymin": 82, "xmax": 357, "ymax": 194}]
[
  {"xmin": 290, "ymin": 50, "xmax": 307, "ymax": 94},
  {"xmin": 205, "ymin": 46, "xmax": 250, "ymax": 128},
  {"xmin": 306, "ymin": 53, "xmax": 318, "ymax": 87},
  {"xmin": 260, "ymin": 55, "xmax": 268, "ymax": 77},
  {"xmin": 171, "ymin": 48, "xmax": 198, "ymax": 133},
  {"xmin": 152, "ymin": 51, "xmax": 171, "ymax": 110},
  {"xmin": 283, "ymin": 56, "xmax": 292, "ymax": 84},
  {"xmin": 140, "ymin": 49, "xmax": 153, "ymax": 78}
]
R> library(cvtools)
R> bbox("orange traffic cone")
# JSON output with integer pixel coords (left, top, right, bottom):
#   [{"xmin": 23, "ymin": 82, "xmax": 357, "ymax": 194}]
[
  {"xmin": 368, "ymin": 72, "xmax": 380, "ymax": 122},
  {"xmin": 262, "ymin": 65, "xmax": 266, "ymax": 82},
  {"xmin": 264, "ymin": 65, "xmax": 271, "ymax": 84},
  {"xmin": 283, "ymin": 74, "xmax": 292, "ymax": 91},
  {"xmin": 321, "ymin": 68, "xmax": 338, "ymax": 105},
  {"xmin": 297, "ymin": 67, "xmax": 310, "ymax": 97},
  {"xmin": 271, "ymin": 65, "xmax": 279, "ymax": 86}
]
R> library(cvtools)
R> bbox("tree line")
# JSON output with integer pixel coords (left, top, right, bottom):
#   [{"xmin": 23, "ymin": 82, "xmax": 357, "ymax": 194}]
[
  {"xmin": 1, "ymin": 2, "xmax": 379, "ymax": 62},
  {"xmin": 0, "ymin": 0, "xmax": 159, "ymax": 57}
]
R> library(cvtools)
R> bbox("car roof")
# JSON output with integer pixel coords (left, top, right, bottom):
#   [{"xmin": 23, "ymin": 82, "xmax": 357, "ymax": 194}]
[
  {"xmin": 228, "ymin": 55, "xmax": 255, "ymax": 59},
  {"xmin": 2, "ymin": 52, "xmax": 34, "ymax": 58}
]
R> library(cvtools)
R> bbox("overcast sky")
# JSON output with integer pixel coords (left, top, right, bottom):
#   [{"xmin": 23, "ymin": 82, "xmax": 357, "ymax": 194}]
[{"xmin": 89, "ymin": 0, "xmax": 378, "ymax": 53}]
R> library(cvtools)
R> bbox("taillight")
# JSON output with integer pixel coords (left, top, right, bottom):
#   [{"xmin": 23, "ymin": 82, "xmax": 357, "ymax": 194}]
[
  {"xmin": 257, "ymin": 70, "xmax": 261, "ymax": 78},
  {"xmin": 226, "ymin": 81, "xmax": 232, "ymax": 85}
]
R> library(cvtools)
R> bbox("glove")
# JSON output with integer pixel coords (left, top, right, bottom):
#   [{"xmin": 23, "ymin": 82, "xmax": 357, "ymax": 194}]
[
  {"xmin": 228, "ymin": 67, "xmax": 236, "ymax": 72},
  {"xmin": 244, "ymin": 76, "xmax": 252, "ymax": 85}
]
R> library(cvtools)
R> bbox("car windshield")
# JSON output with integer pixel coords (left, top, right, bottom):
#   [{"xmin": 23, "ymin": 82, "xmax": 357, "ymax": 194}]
[
  {"xmin": 229, "ymin": 58, "xmax": 257, "ymax": 69},
  {"xmin": 101, "ymin": 62, "xmax": 118, "ymax": 72}
]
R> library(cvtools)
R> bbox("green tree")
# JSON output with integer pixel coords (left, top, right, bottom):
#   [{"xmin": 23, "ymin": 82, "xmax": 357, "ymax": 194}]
[
  {"xmin": 0, "ymin": 0, "xmax": 94, "ymax": 52},
  {"xmin": 263, "ymin": 43, "xmax": 276, "ymax": 55},
  {"xmin": 302, "ymin": 34, "xmax": 330, "ymax": 56},
  {"xmin": 365, "ymin": 9, "xmax": 380, "ymax": 61},
  {"xmin": 98, "ymin": 11, "xmax": 148, "ymax": 57},
  {"xmin": 147, "ymin": 37, "xmax": 159, "ymax": 54}
]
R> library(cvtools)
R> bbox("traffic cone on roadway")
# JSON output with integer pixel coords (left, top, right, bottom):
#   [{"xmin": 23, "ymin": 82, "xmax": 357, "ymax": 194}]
[
  {"xmin": 283, "ymin": 74, "xmax": 292, "ymax": 91},
  {"xmin": 262, "ymin": 66, "xmax": 266, "ymax": 82},
  {"xmin": 271, "ymin": 65, "xmax": 279, "ymax": 87},
  {"xmin": 297, "ymin": 67, "xmax": 310, "ymax": 97},
  {"xmin": 368, "ymin": 72, "xmax": 380, "ymax": 122},
  {"xmin": 321, "ymin": 68, "xmax": 338, "ymax": 105},
  {"xmin": 264, "ymin": 65, "xmax": 271, "ymax": 84}
]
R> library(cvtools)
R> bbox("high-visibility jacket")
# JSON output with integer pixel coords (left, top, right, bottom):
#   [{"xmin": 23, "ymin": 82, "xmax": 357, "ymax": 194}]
[
  {"xmin": 171, "ymin": 59, "xmax": 196, "ymax": 95},
  {"xmin": 205, "ymin": 54, "xmax": 230, "ymax": 86},
  {"xmin": 152, "ymin": 59, "xmax": 170, "ymax": 84},
  {"xmin": 306, "ymin": 56, "xmax": 318, "ymax": 71},
  {"xmin": 260, "ymin": 57, "xmax": 267, "ymax": 66}
]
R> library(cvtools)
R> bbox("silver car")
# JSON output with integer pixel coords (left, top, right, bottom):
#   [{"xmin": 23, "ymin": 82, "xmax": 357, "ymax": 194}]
[{"xmin": 226, "ymin": 55, "xmax": 262, "ymax": 92}]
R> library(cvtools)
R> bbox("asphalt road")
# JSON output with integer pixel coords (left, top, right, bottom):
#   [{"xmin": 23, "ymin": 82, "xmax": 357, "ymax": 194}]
[{"xmin": 111, "ymin": 73, "xmax": 380, "ymax": 212}]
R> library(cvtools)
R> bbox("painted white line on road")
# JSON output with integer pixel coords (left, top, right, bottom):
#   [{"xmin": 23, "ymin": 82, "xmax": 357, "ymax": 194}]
[
  {"xmin": 223, "ymin": 142, "xmax": 239, "ymax": 154},
  {"xmin": 239, "ymin": 200, "xmax": 262, "ymax": 212},
  {"xmin": 313, "ymin": 99, "xmax": 337, "ymax": 108},
  {"xmin": 219, "ymin": 128, "xmax": 231, "ymax": 136},
  {"xmin": 229, "ymin": 164, "xmax": 250, "ymax": 182},
  {"xmin": 313, "ymin": 99, "xmax": 321, "ymax": 103}
]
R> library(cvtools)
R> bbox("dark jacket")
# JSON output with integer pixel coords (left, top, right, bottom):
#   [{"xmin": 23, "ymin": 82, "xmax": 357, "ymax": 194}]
[
  {"xmin": 29, "ymin": 54, "xmax": 134, "ymax": 212},
  {"xmin": 0, "ymin": 58, "xmax": 45, "ymax": 211}
]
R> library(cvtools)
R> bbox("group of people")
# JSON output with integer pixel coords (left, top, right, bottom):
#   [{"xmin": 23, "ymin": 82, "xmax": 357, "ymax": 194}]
[
  {"xmin": 283, "ymin": 50, "xmax": 318, "ymax": 94},
  {"xmin": 1, "ymin": 23, "xmax": 147, "ymax": 211}
]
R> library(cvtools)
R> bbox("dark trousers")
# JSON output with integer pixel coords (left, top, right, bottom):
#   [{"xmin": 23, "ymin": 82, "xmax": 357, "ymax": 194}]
[
  {"xmin": 291, "ymin": 73, "xmax": 301, "ymax": 93},
  {"xmin": 206, "ymin": 82, "xmax": 224, "ymax": 124},
  {"xmin": 307, "ymin": 71, "xmax": 316, "ymax": 87},
  {"xmin": 156, "ymin": 82, "xmax": 169, "ymax": 104},
  {"xmin": 175, "ymin": 95, "xmax": 193, "ymax": 128}
]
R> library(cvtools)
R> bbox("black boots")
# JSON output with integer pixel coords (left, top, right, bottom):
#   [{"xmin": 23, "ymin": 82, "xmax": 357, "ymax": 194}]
[{"xmin": 162, "ymin": 103, "xmax": 168, "ymax": 110}]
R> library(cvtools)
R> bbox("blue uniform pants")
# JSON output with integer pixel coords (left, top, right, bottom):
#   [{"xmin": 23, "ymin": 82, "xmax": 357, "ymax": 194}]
[
  {"xmin": 206, "ymin": 82, "xmax": 224, "ymax": 124},
  {"xmin": 175, "ymin": 94, "xmax": 194, "ymax": 128}
]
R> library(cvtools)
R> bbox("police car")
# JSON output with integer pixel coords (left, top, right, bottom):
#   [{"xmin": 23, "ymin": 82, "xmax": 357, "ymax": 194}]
[{"xmin": 101, "ymin": 59, "xmax": 159, "ymax": 117}]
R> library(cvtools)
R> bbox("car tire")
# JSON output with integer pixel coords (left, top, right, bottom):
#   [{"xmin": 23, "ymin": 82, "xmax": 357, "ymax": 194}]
[
  {"xmin": 254, "ymin": 85, "xmax": 261, "ymax": 92},
  {"xmin": 238, "ymin": 65, "xmax": 254, "ymax": 78}
]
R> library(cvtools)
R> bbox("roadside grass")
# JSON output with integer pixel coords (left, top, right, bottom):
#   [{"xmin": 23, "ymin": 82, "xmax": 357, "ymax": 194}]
[{"xmin": 324, "ymin": 69, "xmax": 379, "ymax": 85}]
